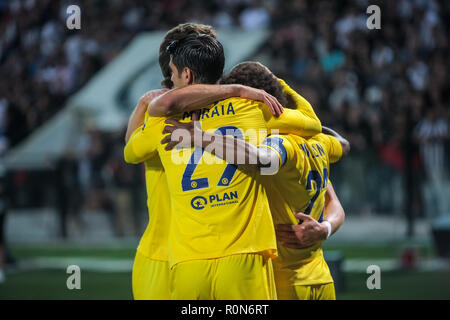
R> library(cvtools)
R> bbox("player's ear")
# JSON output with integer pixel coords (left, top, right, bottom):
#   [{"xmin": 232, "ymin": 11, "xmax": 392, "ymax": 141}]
[{"xmin": 184, "ymin": 67, "xmax": 194, "ymax": 85}]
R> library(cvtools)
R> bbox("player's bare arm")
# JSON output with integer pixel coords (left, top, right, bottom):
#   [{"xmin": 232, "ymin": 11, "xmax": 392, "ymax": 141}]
[
  {"xmin": 276, "ymin": 183, "xmax": 345, "ymax": 249},
  {"xmin": 323, "ymin": 183, "xmax": 345, "ymax": 237},
  {"xmin": 125, "ymin": 88, "xmax": 168, "ymax": 143},
  {"xmin": 147, "ymin": 83, "xmax": 283, "ymax": 117},
  {"xmin": 322, "ymin": 126, "xmax": 351, "ymax": 156},
  {"xmin": 161, "ymin": 113, "xmax": 281, "ymax": 174}
]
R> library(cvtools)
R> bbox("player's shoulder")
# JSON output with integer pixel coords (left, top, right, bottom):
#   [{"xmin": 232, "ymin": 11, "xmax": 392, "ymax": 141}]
[
  {"xmin": 147, "ymin": 115, "xmax": 168, "ymax": 122},
  {"xmin": 286, "ymin": 133, "xmax": 306, "ymax": 144},
  {"xmin": 307, "ymin": 133, "xmax": 342, "ymax": 162},
  {"xmin": 199, "ymin": 97, "xmax": 262, "ymax": 116},
  {"xmin": 209, "ymin": 97, "xmax": 267, "ymax": 123},
  {"xmin": 273, "ymin": 133, "xmax": 306, "ymax": 151},
  {"xmin": 263, "ymin": 134, "xmax": 301, "ymax": 159},
  {"xmin": 265, "ymin": 133, "xmax": 306, "ymax": 148},
  {"xmin": 309, "ymin": 133, "xmax": 334, "ymax": 146},
  {"xmin": 217, "ymin": 97, "xmax": 263, "ymax": 109},
  {"xmin": 140, "ymin": 115, "xmax": 166, "ymax": 132}
]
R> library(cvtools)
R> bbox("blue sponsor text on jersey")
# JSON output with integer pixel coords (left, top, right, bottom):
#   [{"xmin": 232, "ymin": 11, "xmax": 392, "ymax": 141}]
[
  {"xmin": 209, "ymin": 190, "xmax": 238, "ymax": 203},
  {"xmin": 190, "ymin": 191, "xmax": 238, "ymax": 210}
]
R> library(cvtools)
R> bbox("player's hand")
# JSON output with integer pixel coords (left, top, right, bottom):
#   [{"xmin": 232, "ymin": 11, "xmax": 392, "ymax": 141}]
[
  {"xmin": 275, "ymin": 212, "xmax": 328, "ymax": 249},
  {"xmin": 161, "ymin": 112, "xmax": 201, "ymax": 150},
  {"xmin": 138, "ymin": 88, "xmax": 169, "ymax": 112},
  {"xmin": 238, "ymin": 85, "xmax": 284, "ymax": 117}
]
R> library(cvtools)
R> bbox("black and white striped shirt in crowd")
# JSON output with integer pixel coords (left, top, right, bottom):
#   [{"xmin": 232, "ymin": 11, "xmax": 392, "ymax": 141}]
[{"xmin": 414, "ymin": 118, "xmax": 448, "ymax": 174}]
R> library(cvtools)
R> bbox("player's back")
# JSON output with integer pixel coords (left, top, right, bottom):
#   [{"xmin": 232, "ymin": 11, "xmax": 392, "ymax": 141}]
[
  {"xmin": 157, "ymin": 97, "xmax": 278, "ymax": 267},
  {"xmin": 261, "ymin": 133, "xmax": 342, "ymax": 284},
  {"xmin": 270, "ymin": 134, "xmax": 334, "ymax": 223}
]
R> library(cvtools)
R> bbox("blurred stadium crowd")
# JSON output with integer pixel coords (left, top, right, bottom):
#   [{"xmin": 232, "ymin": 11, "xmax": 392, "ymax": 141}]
[{"xmin": 0, "ymin": 0, "xmax": 448, "ymax": 237}]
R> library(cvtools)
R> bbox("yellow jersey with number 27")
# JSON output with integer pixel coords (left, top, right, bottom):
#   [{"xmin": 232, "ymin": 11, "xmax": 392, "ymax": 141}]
[{"xmin": 124, "ymin": 97, "xmax": 322, "ymax": 268}]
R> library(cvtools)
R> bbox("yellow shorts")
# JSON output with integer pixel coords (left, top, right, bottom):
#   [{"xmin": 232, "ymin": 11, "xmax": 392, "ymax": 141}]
[
  {"xmin": 132, "ymin": 251, "xmax": 170, "ymax": 300},
  {"xmin": 277, "ymin": 282, "xmax": 336, "ymax": 300},
  {"xmin": 170, "ymin": 253, "xmax": 277, "ymax": 300}
]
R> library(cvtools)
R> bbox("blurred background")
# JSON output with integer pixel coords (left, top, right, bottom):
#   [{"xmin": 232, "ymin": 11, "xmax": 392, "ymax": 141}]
[{"xmin": 0, "ymin": 0, "xmax": 449, "ymax": 299}]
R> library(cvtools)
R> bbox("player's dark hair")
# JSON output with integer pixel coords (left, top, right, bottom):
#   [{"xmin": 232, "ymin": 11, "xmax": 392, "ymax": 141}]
[
  {"xmin": 159, "ymin": 23, "xmax": 217, "ymax": 88},
  {"xmin": 166, "ymin": 34, "xmax": 224, "ymax": 85},
  {"xmin": 220, "ymin": 62, "xmax": 288, "ymax": 107}
]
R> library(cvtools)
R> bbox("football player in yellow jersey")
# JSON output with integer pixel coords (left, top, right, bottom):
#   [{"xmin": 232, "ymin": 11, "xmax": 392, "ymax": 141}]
[
  {"xmin": 126, "ymin": 23, "xmax": 314, "ymax": 300},
  {"xmin": 126, "ymin": 23, "xmax": 345, "ymax": 300},
  {"xmin": 125, "ymin": 23, "xmax": 223, "ymax": 300},
  {"xmin": 126, "ymin": 23, "xmax": 330, "ymax": 300},
  {"xmin": 152, "ymin": 60, "xmax": 346, "ymax": 255},
  {"xmin": 258, "ymin": 132, "xmax": 348, "ymax": 300},
  {"xmin": 162, "ymin": 62, "xmax": 349, "ymax": 300},
  {"xmin": 124, "ymin": 34, "xmax": 327, "ymax": 299},
  {"xmin": 127, "ymin": 23, "xmax": 298, "ymax": 300}
]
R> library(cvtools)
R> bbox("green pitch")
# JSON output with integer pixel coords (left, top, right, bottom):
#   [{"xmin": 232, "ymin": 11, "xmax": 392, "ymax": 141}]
[{"xmin": 0, "ymin": 242, "xmax": 449, "ymax": 300}]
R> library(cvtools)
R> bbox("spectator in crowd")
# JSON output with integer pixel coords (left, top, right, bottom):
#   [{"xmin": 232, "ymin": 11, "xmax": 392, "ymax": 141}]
[{"xmin": 414, "ymin": 107, "xmax": 449, "ymax": 217}]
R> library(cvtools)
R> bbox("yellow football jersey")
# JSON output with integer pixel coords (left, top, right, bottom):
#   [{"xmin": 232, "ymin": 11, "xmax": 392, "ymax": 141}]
[
  {"xmin": 136, "ymin": 156, "xmax": 171, "ymax": 261},
  {"xmin": 131, "ymin": 112, "xmax": 171, "ymax": 262},
  {"xmin": 260, "ymin": 133, "xmax": 343, "ymax": 285},
  {"xmin": 124, "ymin": 97, "xmax": 322, "ymax": 267}
]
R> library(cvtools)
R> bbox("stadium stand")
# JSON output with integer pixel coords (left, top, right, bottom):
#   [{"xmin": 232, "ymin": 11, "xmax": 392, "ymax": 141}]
[{"xmin": 0, "ymin": 0, "xmax": 448, "ymax": 238}]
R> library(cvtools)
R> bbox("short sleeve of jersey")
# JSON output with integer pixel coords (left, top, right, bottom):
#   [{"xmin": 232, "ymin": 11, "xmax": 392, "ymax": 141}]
[
  {"xmin": 314, "ymin": 134, "xmax": 343, "ymax": 164},
  {"xmin": 124, "ymin": 116, "xmax": 166, "ymax": 164},
  {"xmin": 259, "ymin": 134, "xmax": 296, "ymax": 168}
]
